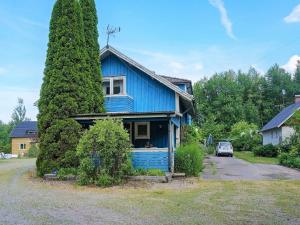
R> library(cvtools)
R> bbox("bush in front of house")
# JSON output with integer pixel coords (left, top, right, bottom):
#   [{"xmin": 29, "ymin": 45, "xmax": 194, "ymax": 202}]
[
  {"xmin": 25, "ymin": 144, "xmax": 39, "ymax": 158},
  {"xmin": 174, "ymin": 143, "xmax": 204, "ymax": 176},
  {"xmin": 76, "ymin": 119, "xmax": 132, "ymax": 187},
  {"xmin": 279, "ymin": 145, "xmax": 300, "ymax": 169},
  {"xmin": 230, "ymin": 121, "xmax": 261, "ymax": 151},
  {"xmin": 253, "ymin": 144, "xmax": 279, "ymax": 157}
]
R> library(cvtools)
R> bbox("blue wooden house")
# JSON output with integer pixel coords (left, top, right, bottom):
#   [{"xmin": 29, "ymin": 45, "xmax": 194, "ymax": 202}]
[{"xmin": 74, "ymin": 46, "xmax": 194, "ymax": 172}]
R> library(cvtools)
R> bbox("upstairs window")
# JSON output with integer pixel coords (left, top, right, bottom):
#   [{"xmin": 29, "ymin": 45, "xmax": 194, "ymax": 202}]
[{"xmin": 103, "ymin": 76, "xmax": 126, "ymax": 96}]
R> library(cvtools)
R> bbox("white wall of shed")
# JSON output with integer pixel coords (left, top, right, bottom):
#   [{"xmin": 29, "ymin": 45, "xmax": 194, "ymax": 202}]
[{"xmin": 262, "ymin": 127, "xmax": 282, "ymax": 145}]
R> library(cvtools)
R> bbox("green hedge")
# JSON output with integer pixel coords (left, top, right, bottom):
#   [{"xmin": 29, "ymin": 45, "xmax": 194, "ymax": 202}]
[
  {"xmin": 253, "ymin": 144, "xmax": 278, "ymax": 157},
  {"xmin": 174, "ymin": 143, "xmax": 204, "ymax": 176}
]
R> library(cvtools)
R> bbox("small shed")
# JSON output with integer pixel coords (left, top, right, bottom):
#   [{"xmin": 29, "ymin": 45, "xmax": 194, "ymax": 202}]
[{"xmin": 261, "ymin": 95, "xmax": 300, "ymax": 145}]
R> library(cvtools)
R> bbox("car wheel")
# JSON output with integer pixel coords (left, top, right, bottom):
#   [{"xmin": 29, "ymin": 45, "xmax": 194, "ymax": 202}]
[{"xmin": 230, "ymin": 154, "xmax": 233, "ymax": 157}]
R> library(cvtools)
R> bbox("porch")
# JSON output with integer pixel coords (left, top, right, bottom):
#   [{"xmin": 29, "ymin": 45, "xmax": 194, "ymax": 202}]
[{"xmin": 73, "ymin": 112, "xmax": 181, "ymax": 172}]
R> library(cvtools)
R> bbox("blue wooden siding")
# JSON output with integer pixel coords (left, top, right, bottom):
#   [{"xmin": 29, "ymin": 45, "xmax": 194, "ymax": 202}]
[
  {"xmin": 102, "ymin": 55, "xmax": 175, "ymax": 113},
  {"xmin": 134, "ymin": 121, "xmax": 168, "ymax": 148},
  {"xmin": 105, "ymin": 96, "xmax": 133, "ymax": 112},
  {"xmin": 131, "ymin": 151, "xmax": 169, "ymax": 172}
]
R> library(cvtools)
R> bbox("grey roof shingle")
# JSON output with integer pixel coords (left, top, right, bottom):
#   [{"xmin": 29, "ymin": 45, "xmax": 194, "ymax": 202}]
[
  {"xmin": 261, "ymin": 102, "xmax": 300, "ymax": 132},
  {"xmin": 10, "ymin": 121, "xmax": 38, "ymax": 138}
]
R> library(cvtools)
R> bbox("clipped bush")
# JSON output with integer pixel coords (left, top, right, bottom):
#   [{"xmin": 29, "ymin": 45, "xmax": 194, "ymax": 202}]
[
  {"xmin": 76, "ymin": 118, "xmax": 131, "ymax": 186},
  {"xmin": 174, "ymin": 143, "xmax": 204, "ymax": 176},
  {"xmin": 26, "ymin": 144, "xmax": 39, "ymax": 158},
  {"xmin": 253, "ymin": 144, "xmax": 279, "ymax": 157}
]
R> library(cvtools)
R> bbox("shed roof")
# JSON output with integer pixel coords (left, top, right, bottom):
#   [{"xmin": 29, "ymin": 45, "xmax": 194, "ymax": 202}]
[
  {"xmin": 261, "ymin": 102, "xmax": 300, "ymax": 132},
  {"xmin": 10, "ymin": 121, "xmax": 38, "ymax": 138}
]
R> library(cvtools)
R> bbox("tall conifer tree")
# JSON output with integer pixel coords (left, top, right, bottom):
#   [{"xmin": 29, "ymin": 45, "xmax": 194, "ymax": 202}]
[
  {"xmin": 80, "ymin": 0, "xmax": 105, "ymax": 112},
  {"xmin": 37, "ymin": 0, "xmax": 94, "ymax": 176}
]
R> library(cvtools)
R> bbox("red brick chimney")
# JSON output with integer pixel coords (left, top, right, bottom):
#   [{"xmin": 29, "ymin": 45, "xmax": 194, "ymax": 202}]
[{"xmin": 295, "ymin": 95, "xmax": 300, "ymax": 103}]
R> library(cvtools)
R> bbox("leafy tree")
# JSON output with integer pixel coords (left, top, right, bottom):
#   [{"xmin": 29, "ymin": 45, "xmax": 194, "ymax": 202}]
[
  {"xmin": 37, "ymin": 0, "xmax": 94, "ymax": 176},
  {"xmin": 80, "ymin": 0, "xmax": 105, "ymax": 113},
  {"xmin": 0, "ymin": 121, "xmax": 11, "ymax": 153},
  {"xmin": 10, "ymin": 98, "xmax": 30, "ymax": 127},
  {"xmin": 230, "ymin": 121, "xmax": 261, "ymax": 151},
  {"xmin": 193, "ymin": 65, "xmax": 296, "ymax": 141},
  {"xmin": 294, "ymin": 60, "xmax": 300, "ymax": 91}
]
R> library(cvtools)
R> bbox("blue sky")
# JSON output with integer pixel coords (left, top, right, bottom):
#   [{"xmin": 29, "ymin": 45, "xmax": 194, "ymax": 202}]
[{"xmin": 0, "ymin": 0, "xmax": 300, "ymax": 122}]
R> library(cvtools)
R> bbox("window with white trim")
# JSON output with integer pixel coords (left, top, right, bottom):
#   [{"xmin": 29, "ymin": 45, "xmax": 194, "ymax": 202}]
[
  {"xmin": 19, "ymin": 143, "xmax": 26, "ymax": 150},
  {"xmin": 135, "ymin": 122, "xmax": 150, "ymax": 139},
  {"xmin": 103, "ymin": 76, "xmax": 126, "ymax": 96}
]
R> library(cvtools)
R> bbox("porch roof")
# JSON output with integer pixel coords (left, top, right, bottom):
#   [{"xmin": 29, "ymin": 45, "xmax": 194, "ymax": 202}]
[{"xmin": 72, "ymin": 111, "xmax": 177, "ymax": 121}]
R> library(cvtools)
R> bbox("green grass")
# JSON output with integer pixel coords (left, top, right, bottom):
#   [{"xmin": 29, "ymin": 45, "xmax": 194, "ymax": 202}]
[
  {"xmin": 234, "ymin": 151, "xmax": 279, "ymax": 164},
  {"xmin": 1, "ymin": 159, "xmax": 300, "ymax": 224}
]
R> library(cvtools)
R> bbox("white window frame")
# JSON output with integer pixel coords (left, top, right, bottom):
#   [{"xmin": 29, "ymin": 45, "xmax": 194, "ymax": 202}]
[
  {"xmin": 135, "ymin": 122, "xmax": 150, "ymax": 139},
  {"xmin": 103, "ymin": 76, "xmax": 126, "ymax": 96}
]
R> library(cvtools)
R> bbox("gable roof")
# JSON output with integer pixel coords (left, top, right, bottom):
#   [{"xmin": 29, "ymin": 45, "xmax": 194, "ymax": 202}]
[
  {"xmin": 100, "ymin": 45, "xmax": 194, "ymax": 102},
  {"xmin": 261, "ymin": 102, "xmax": 300, "ymax": 132},
  {"xmin": 10, "ymin": 121, "xmax": 38, "ymax": 138}
]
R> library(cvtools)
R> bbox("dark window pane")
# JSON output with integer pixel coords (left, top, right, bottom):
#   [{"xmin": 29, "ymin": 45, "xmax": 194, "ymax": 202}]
[
  {"xmin": 113, "ymin": 86, "xmax": 121, "ymax": 94},
  {"xmin": 138, "ymin": 125, "xmax": 148, "ymax": 136},
  {"xmin": 103, "ymin": 81, "xmax": 110, "ymax": 95},
  {"xmin": 113, "ymin": 79, "xmax": 123, "ymax": 94}
]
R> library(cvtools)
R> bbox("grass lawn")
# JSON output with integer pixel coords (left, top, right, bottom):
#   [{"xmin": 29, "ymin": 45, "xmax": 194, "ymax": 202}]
[
  {"xmin": 234, "ymin": 151, "xmax": 279, "ymax": 164},
  {"xmin": 1, "ymin": 159, "xmax": 300, "ymax": 225}
]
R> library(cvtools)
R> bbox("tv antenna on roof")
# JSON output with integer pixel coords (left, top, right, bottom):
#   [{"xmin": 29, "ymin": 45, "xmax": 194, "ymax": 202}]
[{"xmin": 106, "ymin": 25, "xmax": 121, "ymax": 46}]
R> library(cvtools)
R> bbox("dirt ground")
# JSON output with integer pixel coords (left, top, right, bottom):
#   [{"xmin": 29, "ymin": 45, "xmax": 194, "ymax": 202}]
[{"xmin": 1, "ymin": 158, "xmax": 300, "ymax": 225}]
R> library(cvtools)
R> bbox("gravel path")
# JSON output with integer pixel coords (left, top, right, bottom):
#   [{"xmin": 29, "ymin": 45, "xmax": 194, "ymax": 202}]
[
  {"xmin": 0, "ymin": 159, "xmax": 140, "ymax": 225},
  {"xmin": 1, "ymin": 159, "xmax": 300, "ymax": 225},
  {"xmin": 202, "ymin": 156, "xmax": 300, "ymax": 180}
]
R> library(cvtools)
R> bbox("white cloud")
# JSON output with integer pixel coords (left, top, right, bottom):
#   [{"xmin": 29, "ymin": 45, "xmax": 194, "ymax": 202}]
[
  {"xmin": 121, "ymin": 47, "xmax": 205, "ymax": 82},
  {"xmin": 284, "ymin": 4, "xmax": 300, "ymax": 23},
  {"xmin": 281, "ymin": 55, "xmax": 300, "ymax": 73},
  {"xmin": 0, "ymin": 87, "xmax": 39, "ymax": 123},
  {"xmin": 209, "ymin": 0, "xmax": 236, "ymax": 39},
  {"xmin": 0, "ymin": 67, "xmax": 6, "ymax": 75}
]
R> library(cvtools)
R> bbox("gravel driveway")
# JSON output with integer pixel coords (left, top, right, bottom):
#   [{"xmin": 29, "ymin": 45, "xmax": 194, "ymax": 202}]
[{"xmin": 202, "ymin": 156, "xmax": 300, "ymax": 180}]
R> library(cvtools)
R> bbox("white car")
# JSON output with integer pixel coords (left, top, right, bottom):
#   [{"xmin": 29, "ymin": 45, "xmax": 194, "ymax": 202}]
[{"xmin": 216, "ymin": 141, "xmax": 233, "ymax": 157}]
